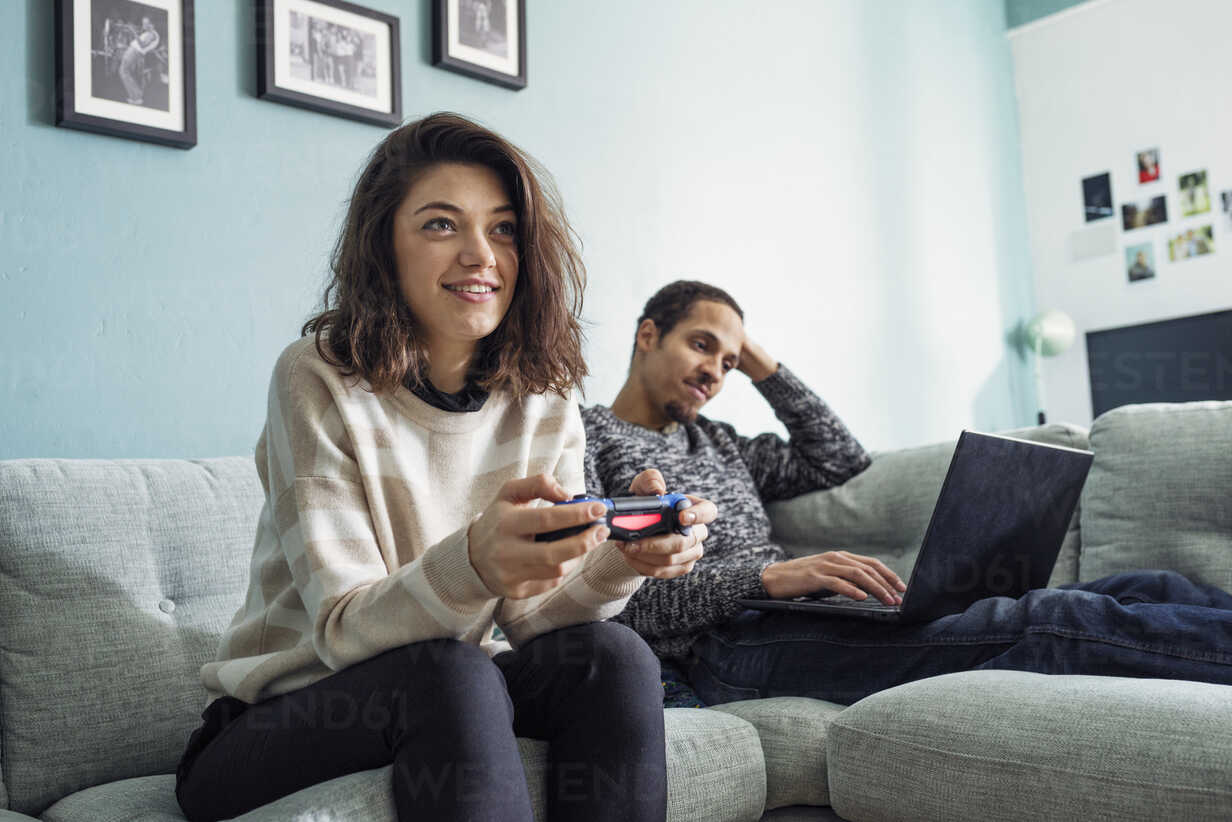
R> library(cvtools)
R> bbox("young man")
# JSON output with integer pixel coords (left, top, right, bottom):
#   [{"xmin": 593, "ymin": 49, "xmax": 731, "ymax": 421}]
[{"xmin": 584, "ymin": 280, "xmax": 1232, "ymax": 707}]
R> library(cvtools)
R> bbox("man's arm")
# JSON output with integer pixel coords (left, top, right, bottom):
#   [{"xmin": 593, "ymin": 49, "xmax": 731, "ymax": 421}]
[
  {"xmin": 736, "ymin": 338, "xmax": 905, "ymax": 604},
  {"xmin": 612, "ymin": 547, "xmax": 783, "ymax": 641},
  {"xmin": 732, "ymin": 338, "xmax": 871, "ymax": 503}
]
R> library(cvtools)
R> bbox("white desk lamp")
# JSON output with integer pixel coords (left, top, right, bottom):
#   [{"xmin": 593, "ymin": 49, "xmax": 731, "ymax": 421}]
[{"xmin": 1025, "ymin": 310, "xmax": 1075, "ymax": 425}]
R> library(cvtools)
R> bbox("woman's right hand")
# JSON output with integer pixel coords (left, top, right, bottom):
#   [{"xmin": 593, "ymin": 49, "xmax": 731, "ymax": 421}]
[{"xmin": 467, "ymin": 474, "xmax": 611, "ymax": 599}]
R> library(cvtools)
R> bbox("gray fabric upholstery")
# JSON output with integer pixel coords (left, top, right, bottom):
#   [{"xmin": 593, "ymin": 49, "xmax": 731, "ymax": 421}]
[
  {"xmin": 826, "ymin": 670, "xmax": 1232, "ymax": 821},
  {"xmin": 1080, "ymin": 401, "xmax": 1232, "ymax": 590},
  {"xmin": 43, "ymin": 710, "xmax": 766, "ymax": 822},
  {"xmin": 710, "ymin": 697, "xmax": 844, "ymax": 809},
  {"xmin": 41, "ymin": 775, "xmax": 187, "ymax": 822},
  {"xmin": 767, "ymin": 424, "xmax": 1090, "ymax": 587},
  {"xmin": 0, "ymin": 812, "xmax": 38, "ymax": 822},
  {"xmin": 0, "ymin": 459, "xmax": 262, "ymax": 815},
  {"xmin": 760, "ymin": 807, "xmax": 848, "ymax": 822},
  {"xmin": 661, "ymin": 708, "xmax": 767, "ymax": 822}
]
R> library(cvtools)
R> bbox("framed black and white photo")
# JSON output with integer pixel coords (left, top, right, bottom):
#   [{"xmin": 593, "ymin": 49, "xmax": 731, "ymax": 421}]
[
  {"xmin": 257, "ymin": 0, "xmax": 402, "ymax": 128},
  {"xmin": 54, "ymin": 0, "xmax": 197, "ymax": 149},
  {"xmin": 432, "ymin": 0, "xmax": 526, "ymax": 90}
]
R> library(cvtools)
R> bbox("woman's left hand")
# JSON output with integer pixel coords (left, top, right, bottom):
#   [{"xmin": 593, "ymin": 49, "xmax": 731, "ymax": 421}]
[{"xmin": 615, "ymin": 469, "xmax": 715, "ymax": 579}]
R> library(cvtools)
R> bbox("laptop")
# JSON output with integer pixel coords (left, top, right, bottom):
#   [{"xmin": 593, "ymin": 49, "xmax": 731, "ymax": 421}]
[{"xmin": 737, "ymin": 430, "xmax": 1094, "ymax": 623}]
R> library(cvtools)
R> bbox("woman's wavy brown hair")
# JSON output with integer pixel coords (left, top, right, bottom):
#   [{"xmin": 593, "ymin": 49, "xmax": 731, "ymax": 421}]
[{"xmin": 302, "ymin": 112, "xmax": 588, "ymax": 398}]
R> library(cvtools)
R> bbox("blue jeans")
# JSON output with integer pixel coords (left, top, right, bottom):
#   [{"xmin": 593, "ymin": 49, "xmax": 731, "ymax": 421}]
[{"xmin": 688, "ymin": 571, "xmax": 1232, "ymax": 706}]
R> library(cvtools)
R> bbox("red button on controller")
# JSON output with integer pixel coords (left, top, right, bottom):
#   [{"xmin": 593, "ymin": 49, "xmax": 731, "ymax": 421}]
[{"xmin": 610, "ymin": 513, "xmax": 662, "ymax": 530}]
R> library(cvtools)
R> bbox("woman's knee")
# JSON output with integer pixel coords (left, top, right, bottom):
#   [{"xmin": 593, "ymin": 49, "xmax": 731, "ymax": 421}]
[{"xmin": 552, "ymin": 622, "xmax": 661, "ymax": 686}]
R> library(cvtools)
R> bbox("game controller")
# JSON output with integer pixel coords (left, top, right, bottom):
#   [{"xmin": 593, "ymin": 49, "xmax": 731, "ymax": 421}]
[{"xmin": 535, "ymin": 493, "xmax": 693, "ymax": 542}]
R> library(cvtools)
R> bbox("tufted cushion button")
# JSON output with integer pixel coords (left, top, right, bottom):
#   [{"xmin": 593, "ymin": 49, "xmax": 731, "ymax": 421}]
[{"xmin": 158, "ymin": 598, "xmax": 176, "ymax": 614}]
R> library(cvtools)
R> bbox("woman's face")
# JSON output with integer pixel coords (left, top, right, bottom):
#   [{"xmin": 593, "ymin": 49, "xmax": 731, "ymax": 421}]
[{"xmin": 391, "ymin": 162, "xmax": 519, "ymax": 357}]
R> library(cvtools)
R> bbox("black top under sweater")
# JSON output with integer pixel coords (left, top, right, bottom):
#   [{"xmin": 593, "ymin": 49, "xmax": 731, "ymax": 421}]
[{"xmin": 582, "ymin": 365, "xmax": 871, "ymax": 661}]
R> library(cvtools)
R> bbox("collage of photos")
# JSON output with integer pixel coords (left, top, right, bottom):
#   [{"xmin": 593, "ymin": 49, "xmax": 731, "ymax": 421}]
[{"xmin": 1082, "ymin": 147, "xmax": 1226, "ymax": 284}]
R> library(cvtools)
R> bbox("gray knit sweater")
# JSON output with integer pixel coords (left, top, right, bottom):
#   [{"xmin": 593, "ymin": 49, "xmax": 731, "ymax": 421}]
[{"xmin": 582, "ymin": 365, "xmax": 872, "ymax": 661}]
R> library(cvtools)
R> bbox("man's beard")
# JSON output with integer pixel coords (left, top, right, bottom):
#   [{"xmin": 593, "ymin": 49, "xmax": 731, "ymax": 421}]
[{"xmin": 664, "ymin": 401, "xmax": 698, "ymax": 424}]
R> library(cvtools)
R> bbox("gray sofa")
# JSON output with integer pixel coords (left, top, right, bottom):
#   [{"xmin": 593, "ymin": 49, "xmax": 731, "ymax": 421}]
[{"xmin": 0, "ymin": 401, "xmax": 1229, "ymax": 821}]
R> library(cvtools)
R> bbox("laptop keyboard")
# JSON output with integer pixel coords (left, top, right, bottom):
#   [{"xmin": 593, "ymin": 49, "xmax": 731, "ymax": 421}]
[{"xmin": 794, "ymin": 594, "xmax": 900, "ymax": 610}]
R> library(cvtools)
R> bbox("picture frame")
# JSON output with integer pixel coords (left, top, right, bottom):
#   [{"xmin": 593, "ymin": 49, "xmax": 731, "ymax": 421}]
[
  {"xmin": 432, "ymin": 0, "xmax": 526, "ymax": 90},
  {"xmin": 256, "ymin": 0, "xmax": 402, "ymax": 128},
  {"xmin": 54, "ymin": 0, "xmax": 197, "ymax": 149}
]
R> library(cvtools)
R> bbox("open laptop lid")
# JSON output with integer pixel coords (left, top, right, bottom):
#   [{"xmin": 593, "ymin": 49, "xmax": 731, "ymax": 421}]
[{"xmin": 898, "ymin": 430, "xmax": 1093, "ymax": 623}]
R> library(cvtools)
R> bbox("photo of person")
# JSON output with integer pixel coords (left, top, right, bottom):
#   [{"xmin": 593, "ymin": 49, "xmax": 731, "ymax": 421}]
[
  {"xmin": 1168, "ymin": 225, "xmax": 1215, "ymax": 261},
  {"xmin": 1179, "ymin": 170, "xmax": 1211, "ymax": 216},
  {"xmin": 288, "ymin": 12, "xmax": 378, "ymax": 98},
  {"xmin": 1125, "ymin": 243, "xmax": 1156, "ymax": 282},
  {"xmin": 1137, "ymin": 148, "xmax": 1160, "ymax": 183},
  {"xmin": 89, "ymin": 0, "xmax": 169, "ymax": 110},
  {"xmin": 1121, "ymin": 195, "xmax": 1168, "ymax": 230},
  {"xmin": 1083, "ymin": 172, "xmax": 1114, "ymax": 222},
  {"xmin": 1221, "ymin": 190, "xmax": 1232, "ymax": 231},
  {"xmin": 459, "ymin": 0, "xmax": 509, "ymax": 58}
]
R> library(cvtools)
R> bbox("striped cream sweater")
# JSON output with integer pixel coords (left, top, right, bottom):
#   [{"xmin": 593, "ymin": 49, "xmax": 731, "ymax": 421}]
[{"xmin": 201, "ymin": 337, "xmax": 644, "ymax": 705}]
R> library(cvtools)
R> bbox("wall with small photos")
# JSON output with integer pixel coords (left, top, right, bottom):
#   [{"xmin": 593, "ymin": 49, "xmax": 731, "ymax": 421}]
[{"xmin": 1010, "ymin": 0, "xmax": 1232, "ymax": 425}]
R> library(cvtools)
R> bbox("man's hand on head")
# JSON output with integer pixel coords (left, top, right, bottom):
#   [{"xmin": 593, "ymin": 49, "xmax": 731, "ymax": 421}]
[
  {"xmin": 761, "ymin": 551, "xmax": 906, "ymax": 604},
  {"xmin": 736, "ymin": 335, "xmax": 778, "ymax": 382},
  {"xmin": 615, "ymin": 469, "xmax": 715, "ymax": 579}
]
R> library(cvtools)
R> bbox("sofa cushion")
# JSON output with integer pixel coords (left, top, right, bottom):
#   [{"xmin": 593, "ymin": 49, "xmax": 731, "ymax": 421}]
[
  {"xmin": 826, "ymin": 670, "xmax": 1232, "ymax": 821},
  {"xmin": 1080, "ymin": 402, "xmax": 1232, "ymax": 591},
  {"xmin": 0, "ymin": 459, "xmax": 262, "ymax": 815},
  {"xmin": 767, "ymin": 424, "xmax": 1090, "ymax": 588},
  {"xmin": 42, "ymin": 709, "xmax": 767, "ymax": 822},
  {"xmin": 710, "ymin": 696, "xmax": 844, "ymax": 809}
]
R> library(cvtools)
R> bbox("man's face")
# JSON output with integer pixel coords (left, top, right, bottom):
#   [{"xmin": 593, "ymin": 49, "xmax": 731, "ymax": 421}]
[{"xmin": 637, "ymin": 300, "xmax": 744, "ymax": 423}]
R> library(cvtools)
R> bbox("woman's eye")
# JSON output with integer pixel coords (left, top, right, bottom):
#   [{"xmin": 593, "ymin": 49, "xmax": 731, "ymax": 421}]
[
  {"xmin": 693, "ymin": 341, "xmax": 707, "ymax": 352},
  {"xmin": 422, "ymin": 217, "xmax": 455, "ymax": 231},
  {"xmin": 492, "ymin": 221, "xmax": 517, "ymax": 237}
]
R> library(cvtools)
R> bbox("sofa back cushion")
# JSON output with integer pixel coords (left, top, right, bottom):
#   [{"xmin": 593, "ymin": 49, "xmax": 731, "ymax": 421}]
[
  {"xmin": 0, "ymin": 458, "xmax": 261, "ymax": 815},
  {"xmin": 1080, "ymin": 402, "xmax": 1232, "ymax": 590},
  {"xmin": 767, "ymin": 424, "xmax": 1091, "ymax": 589}
]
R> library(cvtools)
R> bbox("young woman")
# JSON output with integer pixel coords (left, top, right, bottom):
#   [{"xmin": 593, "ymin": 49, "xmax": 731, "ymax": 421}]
[{"xmin": 175, "ymin": 113, "xmax": 713, "ymax": 822}]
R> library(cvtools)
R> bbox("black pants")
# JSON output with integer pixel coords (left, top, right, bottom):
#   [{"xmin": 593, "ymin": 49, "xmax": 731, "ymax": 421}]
[{"xmin": 176, "ymin": 622, "xmax": 667, "ymax": 822}]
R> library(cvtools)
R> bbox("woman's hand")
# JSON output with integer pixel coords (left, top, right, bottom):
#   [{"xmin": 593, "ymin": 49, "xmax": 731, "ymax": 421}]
[
  {"xmin": 468, "ymin": 474, "xmax": 610, "ymax": 599},
  {"xmin": 614, "ymin": 469, "xmax": 716, "ymax": 580},
  {"xmin": 761, "ymin": 551, "xmax": 906, "ymax": 603}
]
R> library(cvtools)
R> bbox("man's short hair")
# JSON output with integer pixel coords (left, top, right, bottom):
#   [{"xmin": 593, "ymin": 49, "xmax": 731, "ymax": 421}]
[{"xmin": 631, "ymin": 280, "xmax": 744, "ymax": 361}]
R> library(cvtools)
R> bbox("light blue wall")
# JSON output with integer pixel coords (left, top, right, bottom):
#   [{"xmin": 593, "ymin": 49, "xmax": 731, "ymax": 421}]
[
  {"xmin": 1005, "ymin": 0, "xmax": 1090, "ymax": 29},
  {"xmin": 1, "ymin": 0, "xmax": 1036, "ymax": 459}
]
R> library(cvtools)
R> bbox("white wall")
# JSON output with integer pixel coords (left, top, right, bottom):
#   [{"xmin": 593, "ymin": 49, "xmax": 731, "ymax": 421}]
[
  {"xmin": 1010, "ymin": 0, "xmax": 1232, "ymax": 426},
  {"xmin": 568, "ymin": 0, "xmax": 1038, "ymax": 452}
]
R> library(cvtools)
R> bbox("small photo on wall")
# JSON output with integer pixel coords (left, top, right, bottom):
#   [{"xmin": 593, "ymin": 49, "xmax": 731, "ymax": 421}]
[
  {"xmin": 432, "ymin": 0, "xmax": 527, "ymax": 90},
  {"xmin": 1179, "ymin": 170, "xmax": 1211, "ymax": 216},
  {"xmin": 256, "ymin": 0, "xmax": 402, "ymax": 128},
  {"xmin": 1082, "ymin": 172, "xmax": 1114, "ymax": 222},
  {"xmin": 1125, "ymin": 243, "xmax": 1156, "ymax": 282},
  {"xmin": 1168, "ymin": 225, "xmax": 1214, "ymax": 261},
  {"xmin": 1121, "ymin": 195, "xmax": 1168, "ymax": 230},
  {"xmin": 54, "ymin": 0, "xmax": 197, "ymax": 148},
  {"xmin": 1137, "ymin": 148, "xmax": 1160, "ymax": 183},
  {"xmin": 1220, "ymin": 190, "xmax": 1232, "ymax": 230}
]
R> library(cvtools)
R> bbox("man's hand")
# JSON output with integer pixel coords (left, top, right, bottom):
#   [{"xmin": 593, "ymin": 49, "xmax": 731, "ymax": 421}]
[
  {"xmin": 615, "ymin": 469, "xmax": 715, "ymax": 580},
  {"xmin": 737, "ymin": 335, "xmax": 778, "ymax": 382},
  {"xmin": 761, "ymin": 551, "xmax": 906, "ymax": 604}
]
